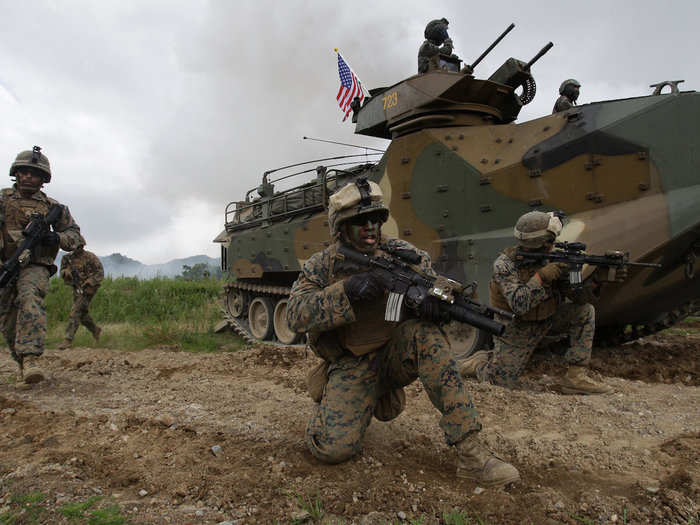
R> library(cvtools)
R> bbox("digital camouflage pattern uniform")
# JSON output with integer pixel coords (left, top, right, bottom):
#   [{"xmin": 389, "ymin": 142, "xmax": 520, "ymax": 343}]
[
  {"xmin": 0, "ymin": 185, "xmax": 83, "ymax": 363},
  {"xmin": 287, "ymin": 236, "xmax": 481, "ymax": 463},
  {"xmin": 60, "ymin": 247, "xmax": 104, "ymax": 345},
  {"xmin": 478, "ymin": 246, "xmax": 597, "ymax": 388}
]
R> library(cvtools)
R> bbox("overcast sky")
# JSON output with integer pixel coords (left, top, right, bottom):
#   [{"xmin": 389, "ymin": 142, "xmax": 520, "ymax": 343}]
[{"xmin": 0, "ymin": 0, "xmax": 698, "ymax": 264}]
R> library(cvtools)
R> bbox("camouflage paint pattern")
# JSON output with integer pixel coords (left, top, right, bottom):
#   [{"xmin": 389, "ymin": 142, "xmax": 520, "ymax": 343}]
[
  {"xmin": 216, "ymin": 65, "xmax": 700, "ymax": 348},
  {"xmin": 0, "ymin": 264, "xmax": 50, "ymax": 361}
]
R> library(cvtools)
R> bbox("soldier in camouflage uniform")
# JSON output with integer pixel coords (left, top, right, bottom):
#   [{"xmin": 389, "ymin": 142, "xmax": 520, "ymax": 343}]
[
  {"xmin": 58, "ymin": 243, "xmax": 104, "ymax": 349},
  {"xmin": 418, "ymin": 18, "xmax": 454, "ymax": 74},
  {"xmin": 552, "ymin": 79, "xmax": 581, "ymax": 113},
  {"xmin": 0, "ymin": 147, "xmax": 83, "ymax": 383},
  {"xmin": 287, "ymin": 178, "xmax": 520, "ymax": 487},
  {"xmin": 460, "ymin": 211, "xmax": 624, "ymax": 394}
]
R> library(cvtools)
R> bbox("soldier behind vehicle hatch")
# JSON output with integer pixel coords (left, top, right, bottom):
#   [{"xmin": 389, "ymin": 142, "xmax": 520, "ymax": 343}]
[
  {"xmin": 553, "ymin": 78, "xmax": 581, "ymax": 113},
  {"xmin": 418, "ymin": 18, "xmax": 455, "ymax": 74},
  {"xmin": 460, "ymin": 211, "xmax": 625, "ymax": 394},
  {"xmin": 286, "ymin": 178, "xmax": 520, "ymax": 487},
  {"xmin": 58, "ymin": 243, "xmax": 104, "ymax": 349},
  {"xmin": 0, "ymin": 146, "xmax": 84, "ymax": 384}
]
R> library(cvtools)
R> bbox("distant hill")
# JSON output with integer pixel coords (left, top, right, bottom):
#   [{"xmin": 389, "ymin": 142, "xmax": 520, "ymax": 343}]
[{"xmin": 55, "ymin": 252, "xmax": 221, "ymax": 279}]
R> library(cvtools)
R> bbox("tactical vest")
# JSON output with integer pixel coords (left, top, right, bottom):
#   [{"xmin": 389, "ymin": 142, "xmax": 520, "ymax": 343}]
[
  {"xmin": 489, "ymin": 247, "xmax": 559, "ymax": 321},
  {"xmin": 327, "ymin": 242, "xmax": 396, "ymax": 356},
  {"xmin": 0, "ymin": 188, "xmax": 59, "ymax": 265}
]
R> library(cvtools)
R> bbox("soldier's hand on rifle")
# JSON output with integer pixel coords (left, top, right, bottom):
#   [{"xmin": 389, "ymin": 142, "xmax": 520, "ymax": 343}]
[
  {"xmin": 41, "ymin": 231, "xmax": 60, "ymax": 248},
  {"xmin": 419, "ymin": 296, "xmax": 443, "ymax": 323},
  {"xmin": 537, "ymin": 262, "xmax": 568, "ymax": 284},
  {"xmin": 344, "ymin": 272, "xmax": 384, "ymax": 303}
]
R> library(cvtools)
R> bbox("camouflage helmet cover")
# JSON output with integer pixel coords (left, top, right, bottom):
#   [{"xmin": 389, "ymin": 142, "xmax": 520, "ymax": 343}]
[
  {"xmin": 10, "ymin": 146, "xmax": 52, "ymax": 183},
  {"xmin": 424, "ymin": 18, "xmax": 449, "ymax": 42},
  {"xmin": 514, "ymin": 211, "xmax": 563, "ymax": 248},
  {"xmin": 559, "ymin": 78, "xmax": 581, "ymax": 95},
  {"xmin": 328, "ymin": 177, "xmax": 389, "ymax": 238}
]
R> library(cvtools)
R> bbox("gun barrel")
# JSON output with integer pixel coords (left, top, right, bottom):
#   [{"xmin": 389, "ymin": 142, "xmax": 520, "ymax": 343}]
[
  {"xmin": 627, "ymin": 261, "xmax": 662, "ymax": 268},
  {"xmin": 469, "ymin": 23, "xmax": 515, "ymax": 70},
  {"xmin": 525, "ymin": 41, "xmax": 554, "ymax": 69}
]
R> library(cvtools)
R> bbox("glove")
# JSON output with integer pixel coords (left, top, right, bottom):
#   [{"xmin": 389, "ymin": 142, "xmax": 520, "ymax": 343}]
[
  {"xmin": 343, "ymin": 272, "xmax": 384, "ymax": 303},
  {"xmin": 537, "ymin": 262, "xmax": 568, "ymax": 284},
  {"xmin": 419, "ymin": 296, "xmax": 443, "ymax": 323},
  {"xmin": 41, "ymin": 231, "xmax": 60, "ymax": 248}
]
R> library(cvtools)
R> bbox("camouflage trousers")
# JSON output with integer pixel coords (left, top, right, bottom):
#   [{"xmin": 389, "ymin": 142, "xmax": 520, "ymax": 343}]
[
  {"xmin": 306, "ymin": 319, "xmax": 482, "ymax": 464},
  {"xmin": 65, "ymin": 288, "xmax": 99, "ymax": 342},
  {"xmin": 478, "ymin": 302, "xmax": 595, "ymax": 388},
  {"xmin": 0, "ymin": 265, "xmax": 50, "ymax": 362}
]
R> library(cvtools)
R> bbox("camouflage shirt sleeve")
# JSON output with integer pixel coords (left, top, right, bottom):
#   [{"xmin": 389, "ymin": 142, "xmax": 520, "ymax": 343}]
[
  {"xmin": 287, "ymin": 249, "xmax": 356, "ymax": 333},
  {"xmin": 88, "ymin": 252, "xmax": 104, "ymax": 284},
  {"xmin": 54, "ymin": 204, "xmax": 84, "ymax": 252},
  {"xmin": 492, "ymin": 254, "xmax": 549, "ymax": 316},
  {"xmin": 59, "ymin": 253, "xmax": 71, "ymax": 281}
]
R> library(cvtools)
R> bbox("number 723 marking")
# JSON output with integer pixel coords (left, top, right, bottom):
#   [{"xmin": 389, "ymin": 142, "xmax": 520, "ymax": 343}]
[{"xmin": 382, "ymin": 91, "xmax": 398, "ymax": 110}]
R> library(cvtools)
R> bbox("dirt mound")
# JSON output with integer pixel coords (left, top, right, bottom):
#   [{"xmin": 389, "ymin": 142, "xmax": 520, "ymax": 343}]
[{"xmin": 0, "ymin": 336, "xmax": 698, "ymax": 524}]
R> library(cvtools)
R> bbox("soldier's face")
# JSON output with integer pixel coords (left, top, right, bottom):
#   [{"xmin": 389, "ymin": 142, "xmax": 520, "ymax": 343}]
[
  {"xmin": 16, "ymin": 169, "xmax": 44, "ymax": 196},
  {"xmin": 343, "ymin": 214, "xmax": 383, "ymax": 253}
]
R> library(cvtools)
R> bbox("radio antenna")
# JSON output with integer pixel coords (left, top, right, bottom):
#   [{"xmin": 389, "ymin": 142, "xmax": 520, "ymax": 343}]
[{"xmin": 303, "ymin": 136, "xmax": 385, "ymax": 153}]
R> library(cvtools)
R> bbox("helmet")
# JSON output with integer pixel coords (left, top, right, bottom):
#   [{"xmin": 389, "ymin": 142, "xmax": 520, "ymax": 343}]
[
  {"xmin": 328, "ymin": 177, "xmax": 389, "ymax": 238},
  {"xmin": 10, "ymin": 146, "xmax": 51, "ymax": 183},
  {"xmin": 514, "ymin": 211, "xmax": 563, "ymax": 248},
  {"xmin": 559, "ymin": 78, "xmax": 581, "ymax": 95},
  {"xmin": 424, "ymin": 18, "xmax": 449, "ymax": 43}
]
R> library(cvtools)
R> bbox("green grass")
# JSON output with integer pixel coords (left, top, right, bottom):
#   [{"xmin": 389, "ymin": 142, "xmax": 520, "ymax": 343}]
[
  {"xmin": 0, "ymin": 492, "xmax": 129, "ymax": 525},
  {"xmin": 40, "ymin": 276, "xmax": 245, "ymax": 352},
  {"xmin": 290, "ymin": 490, "xmax": 324, "ymax": 523}
]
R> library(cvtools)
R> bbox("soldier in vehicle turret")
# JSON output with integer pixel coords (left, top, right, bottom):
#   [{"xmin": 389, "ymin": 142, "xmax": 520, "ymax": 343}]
[
  {"xmin": 286, "ymin": 178, "xmax": 520, "ymax": 487},
  {"xmin": 418, "ymin": 18, "xmax": 456, "ymax": 74},
  {"xmin": 0, "ymin": 146, "xmax": 83, "ymax": 384},
  {"xmin": 460, "ymin": 211, "xmax": 625, "ymax": 394},
  {"xmin": 553, "ymin": 79, "xmax": 581, "ymax": 113}
]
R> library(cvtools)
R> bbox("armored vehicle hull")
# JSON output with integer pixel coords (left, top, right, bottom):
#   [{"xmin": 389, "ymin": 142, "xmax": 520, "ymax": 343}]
[{"xmin": 216, "ymin": 75, "xmax": 700, "ymax": 353}]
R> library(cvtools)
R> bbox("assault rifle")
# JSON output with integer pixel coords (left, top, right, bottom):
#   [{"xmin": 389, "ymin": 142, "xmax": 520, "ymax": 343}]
[
  {"xmin": 0, "ymin": 204, "xmax": 63, "ymax": 288},
  {"xmin": 515, "ymin": 241, "xmax": 661, "ymax": 287},
  {"xmin": 337, "ymin": 244, "xmax": 511, "ymax": 336}
]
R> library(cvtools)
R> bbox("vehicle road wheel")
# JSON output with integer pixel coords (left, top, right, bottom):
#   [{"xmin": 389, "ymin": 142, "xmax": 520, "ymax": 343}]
[
  {"xmin": 225, "ymin": 287, "xmax": 246, "ymax": 318},
  {"xmin": 248, "ymin": 296, "xmax": 274, "ymax": 340},
  {"xmin": 443, "ymin": 321, "xmax": 491, "ymax": 361},
  {"xmin": 273, "ymin": 298, "xmax": 301, "ymax": 345}
]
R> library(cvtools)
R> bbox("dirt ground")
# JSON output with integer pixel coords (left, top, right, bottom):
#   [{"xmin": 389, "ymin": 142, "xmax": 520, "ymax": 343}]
[{"xmin": 0, "ymin": 321, "xmax": 698, "ymax": 525}]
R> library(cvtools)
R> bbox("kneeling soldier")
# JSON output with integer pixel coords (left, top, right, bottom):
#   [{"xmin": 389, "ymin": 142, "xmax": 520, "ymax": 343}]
[
  {"xmin": 460, "ymin": 211, "xmax": 622, "ymax": 394},
  {"xmin": 286, "ymin": 178, "xmax": 519, "ymax": 487}
]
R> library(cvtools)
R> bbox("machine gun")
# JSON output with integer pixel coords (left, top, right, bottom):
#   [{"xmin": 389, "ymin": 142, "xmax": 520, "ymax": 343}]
[
  {"xmin": 466, "ymin": 23, "xmax": 515, "ymax": 73},
  {"xmin": 0, "ymin": 204, "xmax": 63, "ymax": 288},
  {"xmin": 488, "ymin": 41, "xmax": 554, "ymax": 105},
  {"xmin": 515, "ymin": 241, "xmax": 662, "ymax": 287},
  {"xmin": 337, "ymin": 244, "xmax": 511, "ymax": 336}
]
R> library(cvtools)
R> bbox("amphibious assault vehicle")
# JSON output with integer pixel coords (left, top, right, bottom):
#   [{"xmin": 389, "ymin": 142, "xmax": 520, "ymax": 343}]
[{"xmin": 214, "ymin": 27, "xmax": 700, "ymax": 355}]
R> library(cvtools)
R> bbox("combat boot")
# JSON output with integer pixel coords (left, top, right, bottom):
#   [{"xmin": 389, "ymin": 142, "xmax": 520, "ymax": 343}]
[
  {"xmin": 455, "ymin": 434, "xmax": 520, "ymax": 487},
  {"xmin": 557, "ymin": 365, "xmax": 613, "ymax": 395},
  {"xmin": 58, "ymin": 339, "xmax": 72, "ymax": 350},
  {"xmin": 92, "ymin": 326, "xmax": 102, "ymax": 342},
  {"xmin": 458, "ymin": 351, "xmax": 491, "ymax": 379},
  {"xmin": 20, "ymin": 356, "xmax": 46, "ymax": 384}
]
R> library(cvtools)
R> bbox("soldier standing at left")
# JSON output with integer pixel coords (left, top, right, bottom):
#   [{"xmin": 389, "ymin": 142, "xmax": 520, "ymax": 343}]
[
  {"xmin": 58, "ymin": 243, "xmax": 104, "ymax": 349},
  {"xmin": 0, "ymin": 146, "xmax": 83, "ymax": 383}
]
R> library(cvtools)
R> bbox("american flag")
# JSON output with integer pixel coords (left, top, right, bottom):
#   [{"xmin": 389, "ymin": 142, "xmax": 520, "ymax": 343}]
[{"xmin": 336, "ymin": 51, "xmax": 365, "ymax": 122}]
